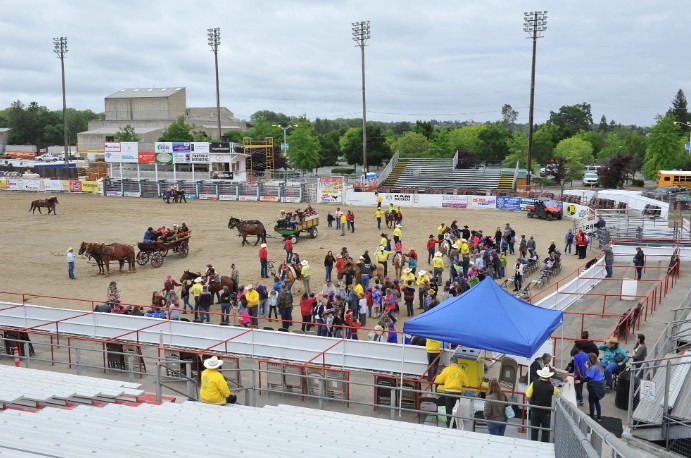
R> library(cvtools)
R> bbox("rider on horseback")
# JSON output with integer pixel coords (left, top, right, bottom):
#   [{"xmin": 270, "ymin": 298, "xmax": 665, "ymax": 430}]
[{"xmin": 204, "ymin": 264, "xmax": 218, "ymax": 286}]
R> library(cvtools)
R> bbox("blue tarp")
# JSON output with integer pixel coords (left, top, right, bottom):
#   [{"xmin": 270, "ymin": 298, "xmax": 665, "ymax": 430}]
[{"xmin": 403, "ymin": 278, "xmax": 563, "ymax": 357}]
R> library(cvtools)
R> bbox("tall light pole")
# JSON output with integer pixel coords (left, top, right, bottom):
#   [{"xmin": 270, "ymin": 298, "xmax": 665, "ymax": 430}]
[
  {"xmin": 352, "ymin": 20, "xmax": 371, "ymax": 173},
  {"xmin": 523, "ymin": 11, "xmax": 547, "ymax": 189},
  {"xmin": 53, "ymin": 37, "xmax": 69, "ymax": 171},
  {"xmin": 208, "ymin": 27, "xmax": 222, "ymax": 141},
  {"xmin": 273, "ymin": 124, "xmax": 298, "ymax": 184}
]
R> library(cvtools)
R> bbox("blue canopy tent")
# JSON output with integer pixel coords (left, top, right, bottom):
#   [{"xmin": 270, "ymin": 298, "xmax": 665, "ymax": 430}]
[{"xmin": 403, "ymin": 278, "xmax": 563, "ymax": 357}]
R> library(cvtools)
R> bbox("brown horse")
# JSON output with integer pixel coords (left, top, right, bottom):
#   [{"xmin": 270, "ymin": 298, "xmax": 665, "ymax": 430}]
[
  {"xmin": 179, "ymin": 270, "xmax": 234, "ymax": 304},
  {"xmin": 151, "ymin": 291, "xmax": 168, "ymax": 310},
  {"xmin": 228, "ymin": 217, "xmax": 267, "ymax": 246},
  {"xmin": 343, "ymin": 260, "xmax": 384, "ymax": 285},
  {"xmin": 172, "ymin": 189, "xmax": 187, "ymax": 203},
  {"xmin": 29, "ymin": 197, "xmax": 58, "ymax": 214},
  {"xmin": 385, "ymin": 211, "xmax": 398, "ymax": 229},
  {"xmin": 81, "ymin": 242, "xmax": 135, "ymax": 275},
  {"xmin": 79, "ymin": 241, "xmax": 107, "ymax": 275},
  {"xmin": 393, "ymin": 252, "xmax": 406, "ymax": 278}
]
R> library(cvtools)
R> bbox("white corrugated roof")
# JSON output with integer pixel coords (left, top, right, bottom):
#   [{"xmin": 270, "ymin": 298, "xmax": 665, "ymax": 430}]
[
  {"xmin": 78, "ymin": 126, "xmax": 165, "ymax": 135},
  {"xmin": 106, "ymin": 87, "xmax": 185, "ymax": 99},
  {"xmin": 0, "ymin": 401, "xmax": 554, "ymax": 457}
]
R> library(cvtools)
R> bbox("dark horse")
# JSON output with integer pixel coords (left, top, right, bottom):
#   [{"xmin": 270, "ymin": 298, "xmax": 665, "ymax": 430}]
[
  {"xmin": 79, "ymin": 241, "xmax": 136, "ymax": 275},
  {"xmin": 228, "ymin": 217, "xmax": 267, "ymax": 246},
  {"xmin": 385, "ymin": 210, "xmax": 397, "ymax": 229},
  {"xmin": 180, "ymin": 270, "xmax": 234, "ymax": 304},
  {"xmin": 173, "ymin": 189, "xmax": 187, "ymax": 203},
  {"xmin": 29, "ymin": 196, "xmax": 58, "ymax": 214}
]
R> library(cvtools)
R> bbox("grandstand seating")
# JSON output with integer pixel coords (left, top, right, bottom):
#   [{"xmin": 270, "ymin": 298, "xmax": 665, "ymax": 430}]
[
  {"xmin": 0, "ymin": 401, "xmax": 555, "ymax": 457},
  {"xmin": 379, "ymin": 158, "xmax": 514, "ymax": 191}
]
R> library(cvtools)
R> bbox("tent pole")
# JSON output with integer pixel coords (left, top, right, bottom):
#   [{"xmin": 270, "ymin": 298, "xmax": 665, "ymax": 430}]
[
  {"xmin": 560, "ymin": 325, "xmax": 564, "ymax": 369},
  {"xmin": 399, "ymin": 341, "xmax": 405, "ymax": 417}
]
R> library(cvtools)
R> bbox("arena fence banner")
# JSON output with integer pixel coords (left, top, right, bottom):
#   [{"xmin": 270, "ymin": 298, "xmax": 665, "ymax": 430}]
[
  {"xmin": 218, "ymin": 182, "xmax": 239, "ymax": 200},
  {"xmin": 317, "ymin": 176, "xmax": 344, "ymax": 203},
  {"xmin": 281, "ymin": 186, "xmax": 302, "ymax": 203},
  {"xmin": 259, "ymin": 185, "xmax": 281, "ymax": 202},
  {"xmin": 441, "ymin": 195, "xmax": 468, "ymax": 208},
  {"xmin": 121, "ymin": 180, "xmax": 141, "ymax": 197},
  {"xmin": 496, "ymin": 196, "xmax": 521, "ymax": 210},
  {"xmin": 197, "ymin": 181, "xmax": 219, "ymax": 200},
  {"xmin": 238, "ymin": 184, "xmax": 259, "ymax": 201}
]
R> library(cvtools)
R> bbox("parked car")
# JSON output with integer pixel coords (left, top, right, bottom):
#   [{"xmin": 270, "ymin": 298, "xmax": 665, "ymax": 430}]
[
  {"xmin": 539, "ymin": 164, "xmax": 559, "ymax": 178},
  {"xmin": 583, "ymin": 172, "xmax": 598, "ymax": 186},
  {"xmin": 644, "ymin": 186, "xmax": 686, "ymax": 198},
  {"xmin": 36, "ymin": 153, "xmax": 59, "ymax": 162}
]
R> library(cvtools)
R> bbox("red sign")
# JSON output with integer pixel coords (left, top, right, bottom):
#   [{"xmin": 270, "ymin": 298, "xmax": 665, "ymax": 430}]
[
  {"xmin": 138, "ymin": 152, "xmax": 156, "ymax": 163},
  {"xmin": 69, "ymin": 180, "xmax": 82, "ymax": 192}
]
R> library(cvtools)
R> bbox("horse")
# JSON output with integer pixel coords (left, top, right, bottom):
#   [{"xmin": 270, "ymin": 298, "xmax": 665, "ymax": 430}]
[
  {"xmin": 151, "ymin": 291, "xmax": 168, "ymax": 311},
  {"xmin": 29, "ymin": 197, "xmax": 58, "ymax": 214},
  {"xmin": 79, "ymin": 241, "xmax": 107, "ymax": 275},
  {"xmin": 172, "ymin": 189, "xmax": 187, "ymax": 203},
  {"xmin": 392, "ymin": 252, "xmax": 406, "ymax": 278},
  {"xmin": 343, "ymin": 260, "xmax": 384, "ymax": 285},
  {"xmin": 438, "ymin": 239, "xmax": 453, "ymax": 259},
  {"xmin": 228, "ymin": 217, "xmax": 267, "ymax": 246},
  {"xmin": 179, "ymin": 270, "xmax": 234, "ymax": 304},
  {"xmin": 385, "ymin": 211, "xmax": 398, "ymax": 229},
  {"xmin": 93, "ymin": 243, "xmax": 136, "ymax": 275}
]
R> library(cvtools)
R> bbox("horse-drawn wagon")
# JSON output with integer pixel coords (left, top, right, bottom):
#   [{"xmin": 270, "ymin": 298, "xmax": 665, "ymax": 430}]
[
  {"xmin": 136, "ymin": 233, "xmax": 191, "ymax": 268},
  {"xmin": 274, "ymin": 216, "xmax": 319, "ymax": 244}
]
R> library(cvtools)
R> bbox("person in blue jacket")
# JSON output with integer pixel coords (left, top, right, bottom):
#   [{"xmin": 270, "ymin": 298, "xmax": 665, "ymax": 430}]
[
  {"xmin": 597, "ymin": 336, "xmax": 628, "ymax": 389},
  {"xmin": 575, "ymin": 352, "xmax": 606, "ymax": 421}
]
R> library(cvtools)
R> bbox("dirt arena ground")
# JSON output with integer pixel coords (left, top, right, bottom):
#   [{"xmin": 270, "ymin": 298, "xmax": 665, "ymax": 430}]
[{"xmin": 0, "ymin": 192, "xmax": 580, "ymax": 321}]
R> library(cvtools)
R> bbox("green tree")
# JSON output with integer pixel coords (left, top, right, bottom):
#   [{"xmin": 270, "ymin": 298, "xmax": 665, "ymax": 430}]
[
  {"xmin": 192, "ymin": 131, "xmax": 213, "ymax": 142},
  {"xmin": 250, "ymin": 110, "xmax": 290, "ymax": 126},
  {"xmin": 531, "ymin": 123, "xmax": 559, "ymax": 165},
  {"xmin": 502, "ymin": 131, "xmax": 529, "ymax": 168},
  {"xmin": 547, "ymin": 102, "xmax": 594, "ymax": 141},
  {"xmin": 426, "ymin": 127, "xmax": 452, "ymax": 158},
  {"xmin": 158, "ymin": 116, "xmax": 193, "ymax": 142},
  {"xmin": 598, "ymin": 115, "xmax": 608, "ymax": 132},
  {"xmin": 577, "ymin": 130, "xmax": 607, "ymax": 160},
  {"xmin": 392, "ymin": 131, "xmax": 429, "ymax": 157},
  {"xmin": 554, "ymin": 136, "xmax": 595, "ymax": 187},
  {"xmin": 446, "ymin": 125, "xmax": 484, "ymax": 156},
  {"xmin": 414, "ymin": 120, "xmax": 434, "ymax": 139},
  {"xmin": 114, "ymin": 124, "xmax": 141, "ymax": 142},
  {"xmin": 501, "ymin": 104, "xmax": 518, "ymax": 132},
  {"xmin": 287, "ymin": 124, "xmax": 321, "ymax": 172},
  {"xmin": 642, "ymin": 115, "xmax": 684, "ymax": 179},
  {"xmin": 666, "ymin": 89, "xmax": 690, "ymax": 130},
  {"xmin": 595, "ymin": 134, "xmax": 625, "ymax": 162},
  {"xmin": 339, "ymin": 125, "xmax": 391, "ymax": 168},
  {"xmin": 601, "ymin": 153, "xmax": 634, "ymax": 188},
  {"xmin": 477, "ymin": 123, "xmax": 509, "ymax": 163},
  {"xmin": 318, "ymin": 130, "xmax": 341, "ymax": 167}
]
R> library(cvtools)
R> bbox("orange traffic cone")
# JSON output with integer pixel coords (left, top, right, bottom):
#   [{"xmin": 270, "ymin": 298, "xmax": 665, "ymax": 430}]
[{"xmin": 13, "ymin": 346, "xmax": 20, "ymax": 367}]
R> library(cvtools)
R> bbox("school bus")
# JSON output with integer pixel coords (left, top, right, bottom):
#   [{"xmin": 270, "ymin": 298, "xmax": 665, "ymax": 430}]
[{"xmin": 656, "ymin": 170, "xmax": 691, "ymax": 189}]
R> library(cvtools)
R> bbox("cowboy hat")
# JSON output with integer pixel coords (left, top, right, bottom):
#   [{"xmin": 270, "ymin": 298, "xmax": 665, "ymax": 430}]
[
  {"xmin": 203, "ymin": 356, "xmax": 224, "ymax": 369},
  {"xmin": 67, "ymin": 247, "xmax": 73, "ymax": 252},
  {"xmin": 301, "ymin": 260, "xmax": 309, "ymax": 266},
  {"xmin": 418, "ymin": 270, "xmax": 426, "ymax": 276},
  {"xmin": 336, "ymin": 254, "xmax": 342, "ymax": 258},
  {"xmin": 396, "ymin": 224, "xmax": 401, "ymax": 228},
  {"xmin": 374, "ymin": 325, "xmax": 384, "ymax": 335},
  {"xmin": 608, "ymin": 337, "xmax": 619, "ymax": 344},
  {"xmin": 246, "ymin": 284, "xmax": 253, "ymax": 289},
  {"xmin": 379, "ymin": 246, "xmax": 385, "ymax": 251},
  {"xmin": 194, "ymin": 277, "xmax": 202, "ymax": 283},
  {"xmin": 536, "ymin": 367, "xmax": 554, "ymax": 379},
  {"xmin": 435, "ymin": 252, "xmax": 442, "ymax": 257},
  {"xmin": 260, "ymin": 243, "xmax": 267, "ymax": 248},
  {"xmin": 402, "ymin": 268, "xmax": 412, "ymax": 274},
  {"xmin": 359, "ymin": 256, "xmax": 365, "ymax": 260}
]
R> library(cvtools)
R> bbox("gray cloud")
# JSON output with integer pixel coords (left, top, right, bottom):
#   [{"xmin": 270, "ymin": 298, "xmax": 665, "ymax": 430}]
[{"xmin": 1, "ymin": 0, "xmax": 689, "ymax": 127}]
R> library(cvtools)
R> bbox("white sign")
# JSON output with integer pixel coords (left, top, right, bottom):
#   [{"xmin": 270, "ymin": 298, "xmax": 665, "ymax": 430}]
[
  {"xmin": 120, "ymin": 142, "xmax": 139, "ymax": 154},
  {"xmin": 191, "ymin": 142, "xmax": 210, "ymax": 153},
  {"xmin": 640, "ymin": 380, "xmax": 656, "ymax": 401},
  {"xmin": 106, "ymin": 191, "xmax": 123, "ymax": 197},
  {"xmin": 104, "ymin": 142, "xmax": 121, "ymax": 153},
  {"xmin": 123, "ymin": 192, "xmax": 141, "ymax": 197},
  {"xmin": 219, "ymin": 194, "xmax": 238, "ymax": 201},
  {"xmin": 470, "ymin": 197, "xmax": 496, "ymax": 208},
  {"xmin": 155, "ymin": 142, "xmax": 173, "ymax": 154}
]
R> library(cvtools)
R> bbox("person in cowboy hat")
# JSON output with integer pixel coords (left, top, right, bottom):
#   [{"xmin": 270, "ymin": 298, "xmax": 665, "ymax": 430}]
[
  {"xmin": 376, "ymin": 245, "xmax": 393, "ymax": 277},
  {"xmin": 400, "ymin": 267, "xmax": 415, "ymax": 287},
  {"xmin": 434, "ymin": 354, "xmax": 469, "ymax": 428},
  {"xmin": 431, "ymin": 251, "xmax": 444, "ymax": 284},
  {"xmin": 526, "ymin": 366, "xmax": 560, "ymax": 442},
  {"xmin": 392, "ymin": 224, "xmax": 402, "ymax": 245},
  {"xmin": 300, "ymin": 260, "xmax": 311, "ymax": 293},
  {"xmin": 527, "ymin": 353, "xmax": 563, "ymax": 385},
  {"xmin": 189, "ymin": 277, "xmax": 204, "ymax": 320},
  {"xmin": 369, "ymin": 324, "xmax": 385, "ymax": 342},
  {"xmin": 66, "ymin": 247, "xmax": 76, "ymax": 280},
  {"xmin": 597, "ymin": 336, "xmax": 629, "ymax": 389},
  {"xmin": 200, "ymin": 356, "xmax": 237, "ymax": 405},
  {"xmin": 403, "ymin": 247, "xmax": 418, "ymax": 274},
  {"xmin": 259, "ymin": 243, "xmax": 269, "ymax": 278}
]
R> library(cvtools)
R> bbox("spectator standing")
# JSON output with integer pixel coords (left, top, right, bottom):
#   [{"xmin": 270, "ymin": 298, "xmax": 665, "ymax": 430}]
[
  {"xmin": 200, "ymin": 356, "xmax": 236, "ymax": 405},
  {"xmin": 256, "ymin": 284, "xmax": 268, "ymax": 317},
  {"xmin": 168, "ymin": 300, "xmax": 181, "ymax": 321},
  {"xmin": 403, "ymin": 285, "xmax": 415, "ymax": 317},
  {"xmin": 327, "ymin": 211, "xmax": 334, "ymax": 228},
  {"xmin": 603, "ymin": 244, "xmax": 614, "ymax": 278},
  {"xmin": 334, "ymin": 207, "xmax": 343, "ymax": 230},
  {"xmin": 284, "ymin": 237, "xmax": 293, "ymax": 263},
  {"xmin": 483, "ymin": 379, "xmax": 508, "ymax": 436},
  {"xmin": 526, "ymin": 236, "xmax": 536, "ymax": 253},
  {"xmin": 526, "ymin": 367, "xmax": 559, "ymax": 442},
  {"xmin": 519, "ymin": 235, "xmax": 528, "ymax": 258},
  {"xmin": 190, "ymin": 278, "xmax": 203, "ymax": 320},
  {"xmin": 434, "ymin": 355, "xmax": 469, "ymax": 428},
  {"xmin": 230, "ymin": 263, "xmax": 239, "ymax": 293},
  {"xmin": 299, "ymin": 292, "xmax": 312, "ymax": 332},
  {"xmin": 335, "ymin": 254, "xmax": 345, "ymax": 287},
  {"xmin": 425, "ymin": 337, "xmax": 441, "ymax": 381},
  {"xmin": 633, "ymin": 247, "xmax": 645, "ymax": 280},
  {"xmin": 513, "ymin": 260, "xmax": 524, "ymax": 291},
  {"xmin": 431, "ymin": 252, "xmax": 444, "ymax": 284},
  {"xmin": 576, "ymin": 230, "xmax": 588, "ymax": 259},
  {"xmin": 300, "ymin": 260, "xmax": 311, "ymax": 293},
  {"xmin": 340, "ymin": 212, "xmax": 347, "ymax": 236},
  {"xmin": 576, "ymin": 353, "xmax": 605, "ymax": 421},
  {"xmin": 219, "ymin": 286, "xmax": 232, "ymax": 324},
  {"xmin": 427, "ymin": 235, "xmax": 438, "ymax": 264},
  {"xmin": 277, "ymin": 284, "xmax": 293, "ymax": 329},
  {"xmin": 268, "ymin": 289, "xmax": 279, "ymax": 319},
  {"xmin": 358, "ymin": 293, "xmax": 367, "ymax": 327},
  {"xmin": 349, "ymin": 210, "xmax": 355, "ymax": 232},
  {"xmin": 572, "ymin": 342, "xmax": 588, "ymax": 406},
  {"xmin": 245, "ymin": 284, "xmax": 260, "ymax": 327},
  {"xmin": 259, "ymin": 243, "xmax": 268, "ymax": 278},
  {"xmin": 180, "ymin": 280, "xmax": 191, "ymax": 314},
  {"xmin": 564, "ymin": 229, "xmax": 574, "ymax": 254},
  {"xmin": 66, "ymin": 247, "xmax": 76, "ymax": 279},
  {"xmin": 198, "ymin": 285, "xmax": 212, "ymax": 323},
  {"xmin": 323, "ymin": 251, "xmax": 335, "ymax": 282}
]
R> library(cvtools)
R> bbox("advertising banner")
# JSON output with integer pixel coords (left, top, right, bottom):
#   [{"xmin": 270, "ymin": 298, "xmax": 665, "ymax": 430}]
[
  {"xmin": 69, "ymin": 180, "xmax": 83, "ymax": 193},
  {"xmin": 123, "ymin": 192, "xmax": 141, "ymax": 197},
  {"xmin": 470, "ymin": 196, "xmax": 496, "ymax": 209},
  {"xmin": 495, "ymin": 196, "xmax": 521, "ymax": 210},
  {"xmin": 0, "ymin": 179, "xmax": 6, "ymax": 189},
  {"xmin": 210, "ymin": 142, "xmax": 231, "ymax": 153},
  {"xmin": 441, "ymin": 195, "xmax": 468, "ymax": 209},
  {"xmin": 81, "ymin": 181, "xmax": 99, "ymax": 193},
  {"xmin": 43, "ymin": 179, "xmax": 62, "ymax": 191},
  {"xmin": 317, "ymin": 177, "xmax": 344, "ymax": 203},
  {"xmin": 259, "ymin": 195, "xmax": 279, "ymax": 202},
  {"xmin": 120, "ymin": 142, "xmax": 139, "ymax": 155},
  {"xmin": 281, "ymin": 196, "xmax": 301, "ymax": 203},
  {"xmin": 199, "ymin": 194, "xmax": 218, "ymax": 200},
  {"xmin": 155, "ymin": 142, "xmax": 173, "ymax": 154},
  {"xmin": 219, "ymin": 194, "xmax": 238, "ymax": 201},
  {"xmin": 8, "ymin": 179, "xmax": 24, "ymax": 190},
  {"xmin": 191, "ymin": 142, "xmax": 209, "ymax": 153},
  {"xmin": 238, "ymin": 195, "xmax": 259, "ymax": 201},
  {"xmin": 520, "ymin": 198, "xmax": 535, "ymax": 210},
  {"xmin": 564, "ymin": 203, "xmax": 593, "ymax": 219},
  {"xmin": 104, "ymin": 142, "xmax": 121, "ymax": 153},
  {"xmin": 156, "ymin": 152, "xmax": 173, "ymax": 165},
  {"xmin": 384, "ymin": 193, "xmax": 413, "ymax": 204},
  {"xmin": 172, "ymin": 142, "xmax": 191, "ymax": 152},
  {"xmin": 138, "ymin": 152, "xmax": 155, "ymax": 163},
  {"xmin": 106, "ymin": 191, "xmax": 123, "ymax": 197},
  {"xmin": 24, "ymin": 180, "xmax": 40, "ymax": 191},
  {"xmin": 61, "ymin": 180, "xmax": 71, "ymax": 192}
]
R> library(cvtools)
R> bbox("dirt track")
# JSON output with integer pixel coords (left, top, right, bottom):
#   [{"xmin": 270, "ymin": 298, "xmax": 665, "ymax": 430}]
[{"xmin": 0, "ymin": 191, "xmax": 579, "ymax": 316}]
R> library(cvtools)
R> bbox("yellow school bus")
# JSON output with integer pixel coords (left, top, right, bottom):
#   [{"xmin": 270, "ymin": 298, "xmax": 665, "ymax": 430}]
[{"xmin": 656, "ymin": 170, "xmax": 691, "ymax": 189}]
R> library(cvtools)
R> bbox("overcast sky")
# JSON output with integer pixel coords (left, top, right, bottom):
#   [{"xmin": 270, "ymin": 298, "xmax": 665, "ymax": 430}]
[{"xmin": 2, "ymin": 1, "xmax": 689, "ymax": 127}]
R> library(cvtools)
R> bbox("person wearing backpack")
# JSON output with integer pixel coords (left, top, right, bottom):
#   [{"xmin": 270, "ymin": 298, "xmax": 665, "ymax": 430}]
[{"xmin": 564, "ymin": 229, "xmax": 574, "ymax": 254}]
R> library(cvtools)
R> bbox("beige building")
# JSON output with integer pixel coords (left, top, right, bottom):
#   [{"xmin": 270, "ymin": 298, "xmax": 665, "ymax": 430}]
[{"xmin": 78, "ymin": 88, "xmax": 246, "ymax": 153}]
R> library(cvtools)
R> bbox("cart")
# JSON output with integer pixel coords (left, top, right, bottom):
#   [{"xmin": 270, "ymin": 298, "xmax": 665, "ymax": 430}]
[
  {"xmin": 136, "ymin": 233, "xmax": 191, "ymax": 268},
  {"xmin": 274, "ymin": 216, "xmax": 319, "ymax": 244}
]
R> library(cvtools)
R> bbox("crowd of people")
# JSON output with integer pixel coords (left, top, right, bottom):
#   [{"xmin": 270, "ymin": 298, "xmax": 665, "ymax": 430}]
[{"xmin": 143, "ymin": 223, "xmax": 190, "ymax": 243}]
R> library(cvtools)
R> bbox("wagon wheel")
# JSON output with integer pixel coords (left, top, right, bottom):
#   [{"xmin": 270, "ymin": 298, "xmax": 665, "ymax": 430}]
[
  {"xmin": 159, "ymin": 248, "xmax": 168, "ymax": 257},
  {"xmin": 151, "ymin": 252, "xmax": 164, "ymax": 268},
  {"xmin": 179, "ymin": 241, "xmax": 189, "ymax": 258},
  {"xmin": 291, "ymin": 235, "xmax": 298, "ymax": 244},
  {"xmin": 310, "ymin": 227, "xmax": 318, "ymax": 239},
  {"xmin": 136, "ymin": 251, "xmax": 150, "ymax": 266},
  {"xmin": 527, "ymin": 211, "xmax": 534, "ymax": 218}
]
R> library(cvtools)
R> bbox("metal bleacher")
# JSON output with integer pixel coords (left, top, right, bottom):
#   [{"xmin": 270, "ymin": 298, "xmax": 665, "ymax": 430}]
[
  {"xmin": 380, "ymin": 158, "xmax": 509, "ymax": 191},
  {"xmin": 0, "ymin": 401, "xmax": 555, "ymax": 457}
]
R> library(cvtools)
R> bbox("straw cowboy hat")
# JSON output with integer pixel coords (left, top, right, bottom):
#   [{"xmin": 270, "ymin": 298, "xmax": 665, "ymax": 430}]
[
  {"xmin": 203, "ymin": 356, "xmax": 224, "ymax": 369},
  {"xmin": 260, "ymin": 243, "xmax": 267, "ymax": 248},
  {"xmin": 402, "ymin": 268, "xmax": 412, "ymax": 274},
  {"xmin": 608, "ymin": 336, "xmax": 619, "ymax": 344},
  {"xmin": 418, "ymin": 270, "xmax": 426, "ymax": 276},
  {"xmin": 301, "ymin": 260, "xmax": 309, "ymax": 266},
  {"xmin": 379, "ymin": 246, "xmax": 385, "ymax": 251},
  {"xmin": 194, "ymin": 277, "xmax": 203, "ymax": 283},
  {"xmin": 434, "ymin": 252, "xmax": 442, "ymax": 257},
  {"xmin": 536, "ymin": 367, "xmax": 554, "ymax": 379},
  {"xmin": 374, "ymin": 325, "xmax": 384, "ymax": 335},
  {"xmin": 246, "ymin": 284, "xmax": 253, "ymax": 289},
  {"xmin": 396, "ymin": 224, "xmax": 401, "ymax": 228},
  {"xmin": 67, "ymin": 247, "xmax": 73, "ymax": 252}
]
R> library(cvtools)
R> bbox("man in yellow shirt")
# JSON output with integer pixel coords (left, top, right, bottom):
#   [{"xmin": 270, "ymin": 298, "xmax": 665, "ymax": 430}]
[
  {"xmin": 374, "ymin": 208, "xmax": 384, "ymax": 229},
  {"xmin": 244, "ymin": 284, "xmax": 260, "ymax": 327},
  {"xmin": 400, "ymin": 267, "xmax": 415, "ymax": 287},
  {"xmin": 437, "ymin": 223, "xmax": 446, "ymax": 241},
  {"xmin": 434, "ymin": 355, "xmax": 469, "ymax": 427},
  {"xmin": 375, "ymin": 192, "xmax": 383, "ymax": 209},
  {"xmin": 200, "ymin": 356, "xmax": 236, "ymax": 405},
  {"xmin": 392, "ymin": 224, "xmax": 402, "ymax": 245},
  {"xmin": 526, "ymin": 367, "xmax": 560, "ymax": 442},
  {"xmin": 460, "ymin": 239, "xmax": 470, "ymax": 257},
  {"xmin": 376, "ymin": 246, "xmax": 393, "ymax": 276},
  {"xmin": 416, "ymin": 270, "xmax": 430, "ymax": 309},
  {"xmin": 431, "ymin": 252, "xmax": 445, "ymax": 284},
  {"xmin": 190, "ymin": 277, "xmax": 204, "ymax": 320}
]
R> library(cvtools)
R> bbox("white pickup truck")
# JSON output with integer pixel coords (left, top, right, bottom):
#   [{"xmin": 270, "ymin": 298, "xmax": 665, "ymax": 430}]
[{"xmin": 36, "ymin": 153, "xmax": 62, "ymax": 162}]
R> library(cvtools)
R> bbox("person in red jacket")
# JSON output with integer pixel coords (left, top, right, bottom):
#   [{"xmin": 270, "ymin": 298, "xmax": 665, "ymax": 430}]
[
  {"xmin": 259, "ymin": 243, "xmax": 269, "ymax": 278},
  {"xmin": 284, "ymin": 237, "xmax": 293, "ymax": 263},
  {"xmin": 427, "ymin": 235, "xmax": 441, "ymax": 264},
  {"xmin": 335, "ymin": 254, "xmax": 346, "ymax": 287}
]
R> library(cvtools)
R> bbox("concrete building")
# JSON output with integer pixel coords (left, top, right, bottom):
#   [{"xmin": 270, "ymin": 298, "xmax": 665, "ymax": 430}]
[
  {"xmin": 77, "ymin": 88, "xmax": 246, "ymax": 153},
  {"xmin": 0, "ymin": 128, "xmax": 9, "ymax": 154}
]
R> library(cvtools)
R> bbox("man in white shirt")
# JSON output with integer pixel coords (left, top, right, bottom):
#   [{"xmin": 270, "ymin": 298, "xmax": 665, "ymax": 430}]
[
  {"xmin": 321, "ymin": 279, "xmax": 337, "ymax": 298},
  {"xmin": 67, "ymin": 247, "xmax": 76, "ymax": 280}
]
